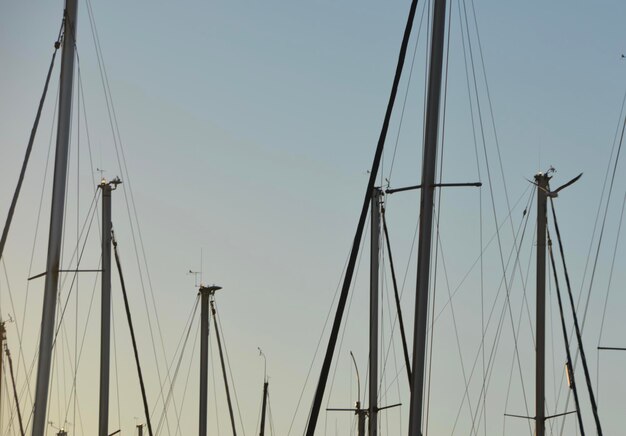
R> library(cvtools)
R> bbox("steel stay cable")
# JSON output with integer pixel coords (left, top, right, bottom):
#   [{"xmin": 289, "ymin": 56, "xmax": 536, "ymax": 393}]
[
  {"xmin": 595, "ymin": 188, "xmax": 626, "ymax": 407},
  {"xmin": 154, "ymin": 296, "xmax": 200, "ymax": 434},
  {"xmin": 111, "ymin": 230, "xmax": 154, "ymax": 436},
  {"xmin": 173, "ymin": 314, "xmax": 201, "ymax": 436},
  {"xmin": 304, "ymin": 0, "xmax": 421, "ymax": 432},
  {"xmin": 501, "ymin": 220, "xmax": 535, "ymax": 436},
  {"xmin": 322, "ymin": 214, "xmax": 369, "ymax": 434},
  {"xmin": 0, "ymin": 20, "xmax": 64, "ymax": 264},
  {"xmin": 558, "ymin": 88, "xmax": 626, "ymax": 436},
  {"xmin": 459, "ymin": 0, "xmax": 534, "ymax": 431},
  {"xmin": 381, "ymin": 209, "xmax": 411, "ymax": 383},
  {"xmin": 210, "ymin": 300, "xmax": 238, "ymax": 436},
  {"xmin": 84, "ymin": 1, "xmax": 180, "ymax": 430},
  {"xmin": 213, "ymin": 301, "xmax": 247, "ymax": 436},
  {"xmin": 450, "ymin": 188, "xmax": 534, "ymax": 435},
  {"xmin": 546, "ymin": 230, "xmax": 585, "ymax": 435},
  {"xmin": 425, "ymin": 3, "xmax": 456, "ymax": 432},
  {"xmin": 10, "ymin": 25, "xmax": 63, "ymax": 417},
  {"xmin": 286, "ymin": 243, "xmax": 352, "ymax": 436},
  {"xmin": 549, "ymin": 199, "xmax": 603, "ymax": 435}
]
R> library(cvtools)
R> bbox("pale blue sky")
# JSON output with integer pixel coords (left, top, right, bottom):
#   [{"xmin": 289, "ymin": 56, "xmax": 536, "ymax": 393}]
[{"xmin": 1, "ymin": 1, "xmax": 626, "ymax": 435}]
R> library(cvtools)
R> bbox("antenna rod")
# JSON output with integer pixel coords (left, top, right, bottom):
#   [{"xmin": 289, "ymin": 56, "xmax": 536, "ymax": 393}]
[
  {"xmin": 407, "ymin": 0, "xmax": 448, "ymax": 434},
  {"xmin": 32, "ymin": 1, "xmax": 78, "ymax": 434},
  {"xmin": 211, "ymin": 299, "xmax": 238, "ymax": 436}
]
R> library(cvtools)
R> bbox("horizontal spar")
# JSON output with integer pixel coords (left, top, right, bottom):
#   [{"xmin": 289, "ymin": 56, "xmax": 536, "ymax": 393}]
[{"xmin": 385, "ymin": 182, "xmax": 482, "ymax": 194}]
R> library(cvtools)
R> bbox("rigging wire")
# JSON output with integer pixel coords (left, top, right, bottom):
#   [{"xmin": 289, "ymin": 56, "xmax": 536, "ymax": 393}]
[
  {"xmin": 304, "ymin": 0, "xmax": 422, "ymax": 432},
  {"xmin": 381, "ymin": 210, "xmax": 411, "ymax": 383},
  {"xmin": 209, "ymin": 335, "xmax": 222, "ymax": 436},
  {"xmin": 0, "ymin": 21, "xmax": 63, "ymax": 263},
  {"xmin": 84, "ymin": 1, "xmax": 182, "ymax": 431},
  {"xmin": 155, "ymin": 297, "xmax": 200, "ymax": 434},
  {"xmin": 549, "ymin": 200, "xmax": 603, "ymax": 435},
  {"xmin": 447, "ymin": 188, "xmax": 534, "ymax": 435},
  {"xmin": 322, "ymin": 215, "xmax": 369, "ymax": 435},
  {"xmin": 173, "ymin": 311, "xmax": 201, "ymax": 436},
  {"xmin": 458, "ymin": 0, "xmax": 534, "ymax": 432},
  {"xmin": 210, "ymin": 300, "xmax": 238, "ymax": 436},
  {"xmin": 286, "ymin": 225, "xmax": 366, "ymax": 435},
  {"xmin": 558, "ymin": 84, "xmax": 626, "ymax": 436},
  {"xmin": 425, "ymin": 2, "xmax": 455, "ymax": 433},
  {"xmin": 112, "ymin": 230, "xmax": 154, "ymax": 436},
  {"xmin": 546, "ymin": 231, "xmax": 585, "ymax": 435},
  {"xmin": 386, "ymin": 0, "xmax": 428, "ymax": 184},
  {"xmin": 595, "ymin": 189, "xmax": 626, "ymax": 398},
  {"xmin": 14, "ymin": 34, "xmax": 63, "ymax": 422}
]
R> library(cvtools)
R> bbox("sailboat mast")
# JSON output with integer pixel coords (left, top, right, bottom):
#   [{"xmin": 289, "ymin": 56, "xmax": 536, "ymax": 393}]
[
  {"xmin": 211, "ymin": 298, "xmax": 238, "ymax": 436},
  {"xmin": 198, "ymin": 285, "xmax": 212, "ymax": 436},
  {"xmin": 369, "ymin": 188, "xmax": 382, "ymax": 436},
  {"xmin": 0, "ymin": 322, "xmax": 4, "ymax": 428},
  {"xmin": 535, "ymin": 173, "xmax": 549, "ymax": 436},
  {"xmin": 259, "ymin": 381, "xmax": 268, "ymax": 436},
  {"xmin": 407, "ymin": 0, "xmax": 448, "ymax": 434},
  {"xmin": 99, "ymin": 179, "xmax": 120, "ymax": 436},
  {"xmin": 32, "ymin": 1, "xmax": 78, "ymax": 434}
]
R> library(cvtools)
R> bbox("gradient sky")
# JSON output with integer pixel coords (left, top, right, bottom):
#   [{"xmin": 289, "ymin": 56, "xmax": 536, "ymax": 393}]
[{"xmin": 2, "ymin": 1, "xmax": 626, "ymax": 435}]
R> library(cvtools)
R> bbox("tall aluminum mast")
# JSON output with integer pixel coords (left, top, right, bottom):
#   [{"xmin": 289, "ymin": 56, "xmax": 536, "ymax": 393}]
[
  {"xmin": 32, "ymin": 1, "xmax": 78, "ymax": 434},
  {"xmin": 407, "ymin": 0, "xmax": 448, "ymax": 434}
]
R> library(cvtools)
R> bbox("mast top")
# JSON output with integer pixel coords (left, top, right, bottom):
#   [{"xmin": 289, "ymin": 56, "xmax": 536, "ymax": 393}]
[
  {"xmin": 98, "ymin": 176, "xmax": 122, "ymax": 189},
  {"xmin": 198, "ymin": 284, "xmax": 222, "ymax": 297}
]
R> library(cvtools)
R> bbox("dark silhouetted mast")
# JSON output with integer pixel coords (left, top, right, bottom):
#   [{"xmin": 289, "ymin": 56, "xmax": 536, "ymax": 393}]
[{"xmin": 407, "ymin": 0, "xmax": 448, "ymax": 434}]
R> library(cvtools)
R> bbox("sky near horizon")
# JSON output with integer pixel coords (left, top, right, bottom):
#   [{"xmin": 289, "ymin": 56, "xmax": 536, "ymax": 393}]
[{"xmin": 2, "ymin": 1, "xmax": 626, "ymax": 435}]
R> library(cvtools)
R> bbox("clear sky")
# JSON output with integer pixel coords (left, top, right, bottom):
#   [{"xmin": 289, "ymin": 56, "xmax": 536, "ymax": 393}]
[{"xmin": 2, "ymin": 0, "xmax": 626, "ymax": 435}]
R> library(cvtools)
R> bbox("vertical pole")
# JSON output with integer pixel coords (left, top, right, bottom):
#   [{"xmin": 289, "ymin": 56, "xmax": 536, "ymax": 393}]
[
  {"xmin": 6, "ymin": 345, "xmax": 26, "ymax": 436},
  {"xmin": 369, "ymin": 188, "xmax": 381, "ymax": 436},
  {"xmin": 32, "ymin": 1, "xmax": 78, "ymax": 434},
  {"xmin": 535, "ymin": 173, "xmax": 549, "ymax": 436},
  {"xmin": 0, "ymin": 322, "xmax": 5, "ymax": 429},
  {"xmin": 357, "ymin": 409, "xmax": 366, "ymax": 436},
  {"xmin": 211, "ymin": 299, "xmax": 238, "ymax": 436},
  {"xmin": 137, "ymin": 424, "xmax": 144, "ymax": 436},
  {"xmin": 98, "ymin": 180, "xmax": 113, "ymax": 436},
  {"xmin": 198, "ymin": 287, "xmax": 210, "ymax": 436},
  {"xmin": 259, "ymin": 381, "xmax": 268, "ymax": 436},
  {"xmin": 408, "ymin": 0, "xmax": 448, "ymax": 434}
]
